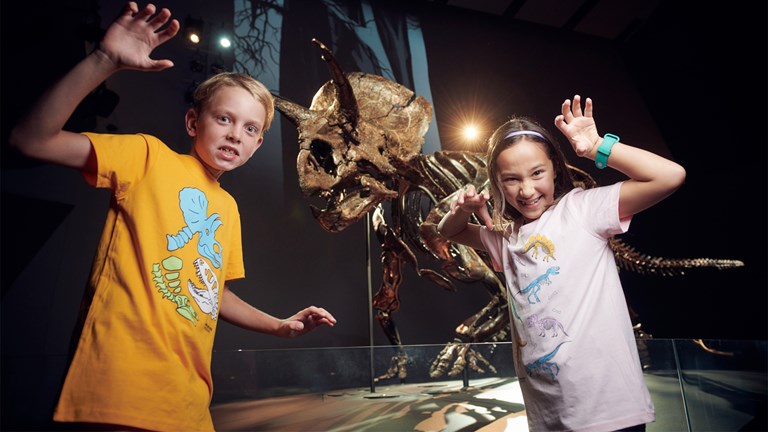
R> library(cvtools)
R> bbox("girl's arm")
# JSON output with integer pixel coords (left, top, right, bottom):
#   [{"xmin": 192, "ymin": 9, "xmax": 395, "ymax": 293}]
[
  {"xmin": 437, "ymin": 184, "xmax": 493, "ymax": 251},
  {"xmin": 599, "ymin": 140, "xmax": 685, "ymax": 218},
  {"xmin": 554, "ymin": 95, "xmax": 686, "ymax": 219}
]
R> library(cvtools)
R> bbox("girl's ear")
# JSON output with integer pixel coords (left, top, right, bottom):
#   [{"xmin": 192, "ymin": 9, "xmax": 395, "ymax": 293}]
[{"xmin": 185, "ymin": 108, "xmax": 198, "ymax": 137}]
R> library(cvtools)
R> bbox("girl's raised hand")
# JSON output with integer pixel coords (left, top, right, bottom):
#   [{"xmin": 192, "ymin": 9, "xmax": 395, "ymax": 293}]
[{"xmin": 554, "ymin": 95, "xmax": 601, "ymax": 157}]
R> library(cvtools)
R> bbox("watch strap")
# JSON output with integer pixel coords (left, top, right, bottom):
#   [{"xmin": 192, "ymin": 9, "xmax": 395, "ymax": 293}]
[{"xmin": 595, "ymin": 133, "xmax": 620, "ymax": 169}]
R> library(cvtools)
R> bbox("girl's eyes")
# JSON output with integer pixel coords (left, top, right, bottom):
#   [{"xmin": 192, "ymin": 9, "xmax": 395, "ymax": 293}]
[
  {"xmin": 502, "ymin": 171, "xmax": 545, "ymax": 183},
  {"xmin": 217, "ymin": 115, "xmax": 231, "ymax": 123}
]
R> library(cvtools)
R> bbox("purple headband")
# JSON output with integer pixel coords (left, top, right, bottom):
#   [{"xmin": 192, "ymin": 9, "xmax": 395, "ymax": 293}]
[{"xmin": 505, "ymin": 130, "xmax": 545, "ymax": 140}]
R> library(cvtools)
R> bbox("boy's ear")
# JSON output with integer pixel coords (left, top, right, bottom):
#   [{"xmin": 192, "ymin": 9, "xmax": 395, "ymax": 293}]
[{"xmin": 185, "ymin": 108, "xmax": 197, "ymax": 136}]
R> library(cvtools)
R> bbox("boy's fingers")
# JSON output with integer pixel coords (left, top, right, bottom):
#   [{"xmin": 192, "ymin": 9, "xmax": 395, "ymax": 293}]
[
  {"xmin": 122, "ymin": 2, "xmax": 139, "ymax": 16},
  {"xmin": 134, "ymin": 3, "xmax": 156, "ymax": 21}
]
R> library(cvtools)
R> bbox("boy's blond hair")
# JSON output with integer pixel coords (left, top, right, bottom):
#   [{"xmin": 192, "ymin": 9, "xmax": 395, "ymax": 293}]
[{"xmin": 192, "ymin": 72, "xmax": 275, "ymax": 133}]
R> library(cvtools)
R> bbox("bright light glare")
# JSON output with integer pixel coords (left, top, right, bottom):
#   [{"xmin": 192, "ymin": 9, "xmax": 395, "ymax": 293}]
[
  {"xmin": 463, "ymin": 125, "xmax": 479, "ymax": 140},
  {"xmin": 219, "ymin": 37, "xmax": 232, "ymax": 48},
  {"xmin": 189, "ymin": 33, "xmax": 200, "ymax": 44}
]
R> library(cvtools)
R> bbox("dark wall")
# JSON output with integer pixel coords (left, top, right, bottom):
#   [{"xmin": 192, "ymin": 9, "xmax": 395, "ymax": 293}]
[
  {"xmin": 1, "ymin": 0, "xmax": 765, "ymax": 429},
  {"xmin": 419, "ymin": 1, "xmax": 767, "ymax": 341}
]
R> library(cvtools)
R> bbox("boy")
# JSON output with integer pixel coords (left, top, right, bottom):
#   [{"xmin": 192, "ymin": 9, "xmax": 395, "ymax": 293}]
[{"xmin": 9, "ymin": 2, "xmax": 336, "ymax": 431}]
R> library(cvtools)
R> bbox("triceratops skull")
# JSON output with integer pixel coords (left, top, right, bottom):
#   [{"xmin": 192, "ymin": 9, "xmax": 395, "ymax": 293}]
[{"xmin": 276, "ymin": 39, "xmax": 432, "ymax": 232}]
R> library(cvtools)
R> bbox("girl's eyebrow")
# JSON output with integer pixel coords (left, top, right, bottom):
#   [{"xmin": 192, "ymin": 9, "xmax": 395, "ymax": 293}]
[{"xmin": 500, "ymin": 163, "xmax": 547, "ymax": 176}]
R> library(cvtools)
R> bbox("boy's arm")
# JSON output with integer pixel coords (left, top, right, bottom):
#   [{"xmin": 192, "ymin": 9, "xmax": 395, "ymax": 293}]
[
  {"xmin": 554, "ymin": 95, "xmax": 686, "ymax": 219},
  {"xmin": 9, "ymin": 2, "xmax": 179, "ymax": 168},
  {"xmin": 219, "ymin": 285, "xmax": 336, "ymax": 338}
]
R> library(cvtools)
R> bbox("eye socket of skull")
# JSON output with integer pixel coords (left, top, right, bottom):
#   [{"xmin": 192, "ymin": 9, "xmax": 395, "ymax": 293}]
[{"xmin": 310, "ymin": 139, "xmax": 336, "ymax": 175}]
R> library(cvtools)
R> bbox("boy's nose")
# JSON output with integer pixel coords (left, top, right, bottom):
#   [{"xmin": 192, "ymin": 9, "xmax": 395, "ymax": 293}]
[{"xmin": 227, "ymin": 128, "xmax": 241, "ymax": 143}]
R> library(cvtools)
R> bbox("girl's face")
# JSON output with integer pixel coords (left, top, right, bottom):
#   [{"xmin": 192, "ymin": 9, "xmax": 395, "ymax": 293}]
[
  {"xmin": 186, "ymin": 86, "xmax": 266, "ymax": 179},
  {"xmin": 496, "ymin": 139, "xmax": 556, "ymax": 223}
]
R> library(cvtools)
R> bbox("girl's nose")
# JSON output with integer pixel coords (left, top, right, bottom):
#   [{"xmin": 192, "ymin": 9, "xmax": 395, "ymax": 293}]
[{"xmin": 519, "ymin": 180, "xmax": 535, "ymax": 197}]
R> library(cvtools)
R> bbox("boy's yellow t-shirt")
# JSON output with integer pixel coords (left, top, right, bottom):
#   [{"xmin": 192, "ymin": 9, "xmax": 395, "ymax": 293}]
[{"xmin": 53, "ymin": 133, "xmax": 245, "ymax": 432}]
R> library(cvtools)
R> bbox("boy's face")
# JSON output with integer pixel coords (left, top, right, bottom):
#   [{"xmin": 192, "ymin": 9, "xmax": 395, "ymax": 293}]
[{"xmin": 185, "ymin": 86, "xmax": 266, "ymax": 179}]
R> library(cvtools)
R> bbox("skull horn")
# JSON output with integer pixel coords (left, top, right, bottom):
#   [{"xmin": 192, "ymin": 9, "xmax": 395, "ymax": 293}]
[
  {"xmin": 273, "ymin": 93, "xmax": 313, "ymax": 126},
  {"xmin": 311, "ymin": 38, "xmax": 359, "ymax": 130}
]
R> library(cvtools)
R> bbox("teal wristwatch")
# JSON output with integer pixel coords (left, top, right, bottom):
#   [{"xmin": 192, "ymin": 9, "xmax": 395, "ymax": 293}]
[{"xmin": 595, "ymin": 133, "xmax": 620, "ymax": 169}]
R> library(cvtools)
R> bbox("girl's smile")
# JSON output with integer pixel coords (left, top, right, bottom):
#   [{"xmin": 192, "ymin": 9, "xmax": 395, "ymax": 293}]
[{"xmin": 496, "ymin": 139, "xmax": 556, "ymax": 222}]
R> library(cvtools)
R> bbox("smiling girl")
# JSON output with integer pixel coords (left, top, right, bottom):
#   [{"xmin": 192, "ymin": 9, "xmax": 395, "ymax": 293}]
[{"xmin": 438, "ymin": 95, "xmax": 685, "ymax": 431}]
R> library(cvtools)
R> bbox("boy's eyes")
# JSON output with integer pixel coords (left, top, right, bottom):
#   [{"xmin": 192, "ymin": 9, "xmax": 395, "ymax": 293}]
[{"xmin": 216, "ymin": 115, "xmax": 260, "ymax": 135}]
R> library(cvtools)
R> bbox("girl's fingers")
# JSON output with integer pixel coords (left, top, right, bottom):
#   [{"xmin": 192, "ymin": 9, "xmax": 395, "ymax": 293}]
[
  {"xmin": 584, "ymin": 97, "xmax": 593, "ymax": 117},
  {"xmin": 572, "ymin": 95, "xmax": 583, "ymax": 116},
  {"xmin": 561, "ymin": 99, "xmax": 573, "ymax": 122}
]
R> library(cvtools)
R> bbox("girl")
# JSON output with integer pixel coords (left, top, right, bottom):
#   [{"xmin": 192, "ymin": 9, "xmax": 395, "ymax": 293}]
[{"xmin": 438, "ymin": 95, "xmax": 685, "ymax": 431}]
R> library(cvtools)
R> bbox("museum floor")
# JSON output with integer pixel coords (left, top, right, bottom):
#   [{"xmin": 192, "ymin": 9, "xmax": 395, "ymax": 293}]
[{"xmin": 211, "ymin": 371, "xmax": 767, "ymax": 431}]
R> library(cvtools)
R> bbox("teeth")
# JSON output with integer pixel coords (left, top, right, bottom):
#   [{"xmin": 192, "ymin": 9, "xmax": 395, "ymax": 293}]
[{"xmin": 521, "ymin": 197, "xmax": 540, "ymax": 206}]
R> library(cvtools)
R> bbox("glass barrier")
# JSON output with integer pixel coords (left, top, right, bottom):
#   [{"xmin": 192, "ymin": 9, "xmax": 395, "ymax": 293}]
[{"xmin": 210, "ymin": 339, "xmax": 766, "ymax": 431}]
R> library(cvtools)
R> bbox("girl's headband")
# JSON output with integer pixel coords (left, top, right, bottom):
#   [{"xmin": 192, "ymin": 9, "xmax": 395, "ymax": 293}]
[{"xmin": 505, "ymin": 130, "xmax": 545, "ymax": 140}]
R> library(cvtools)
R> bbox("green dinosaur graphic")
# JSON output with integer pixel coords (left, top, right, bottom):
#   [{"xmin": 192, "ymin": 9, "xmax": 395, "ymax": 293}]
[{"xmin": 152, "ymin": 256, "xmax": 198, "ymax": 325}]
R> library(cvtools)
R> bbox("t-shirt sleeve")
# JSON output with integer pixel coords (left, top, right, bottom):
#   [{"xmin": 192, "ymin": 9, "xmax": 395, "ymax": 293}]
[
  {"xmin": 81, "ymin": 132, "xmax": 157, "ymax": 198},
  {"xmin": 568, "ymin": 182, "xmax": 631, "ymax": 238},
  {"xmin": 478, "ymin": 226, "xmax": 506, "ymax": 272}
]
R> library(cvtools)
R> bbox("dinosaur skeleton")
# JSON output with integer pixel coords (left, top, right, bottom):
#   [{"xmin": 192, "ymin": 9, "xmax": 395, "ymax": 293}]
[{"xmin": 275, "ymin": 39, "xmax": 744, "ymax": 380}]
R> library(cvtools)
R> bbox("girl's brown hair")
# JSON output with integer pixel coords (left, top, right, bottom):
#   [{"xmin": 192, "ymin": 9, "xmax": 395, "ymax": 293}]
[{"xmin": 485, "ymin": 116, "xmax": 574, "ymax": 230}]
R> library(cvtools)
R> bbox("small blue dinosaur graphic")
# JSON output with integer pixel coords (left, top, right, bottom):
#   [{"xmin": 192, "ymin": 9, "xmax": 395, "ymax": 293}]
[
  {"xmin": 520, "ymin": 266, "xmax": 560, "ymax": 304},
  {"xmin": 525, "ymin": 341, "xmax": 570, "ymax": 382}
]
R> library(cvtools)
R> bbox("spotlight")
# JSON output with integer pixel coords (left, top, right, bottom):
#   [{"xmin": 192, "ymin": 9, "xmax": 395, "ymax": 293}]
[
  {"xmin": 184, "ymin": 15, "xmax": 204, "ymax": 44},
  {"xmin": 218, "ymin": 36, "xmax": 232, "ymax": 49},
  {"xmin": 463, "ymin": 125, "xmax": 480, "ymax": 141}
]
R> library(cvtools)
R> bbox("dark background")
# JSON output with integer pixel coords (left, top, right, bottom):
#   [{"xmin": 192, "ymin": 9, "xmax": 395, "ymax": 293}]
[{"xmin": 2, "ymin": 0, "xmax": 765, "ymax": 429}]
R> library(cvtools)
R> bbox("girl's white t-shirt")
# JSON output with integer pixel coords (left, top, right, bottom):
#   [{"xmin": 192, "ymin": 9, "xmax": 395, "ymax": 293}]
[{"xmin": 479, "ymin": 182, "xmax": 655, "ymax": 432}]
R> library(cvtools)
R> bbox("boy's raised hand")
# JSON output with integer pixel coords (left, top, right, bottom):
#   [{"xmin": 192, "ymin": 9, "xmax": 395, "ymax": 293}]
[
  {"xmin": 554, "ymin": 95, "xmax": 601, "ymax": 157},
  {"xmin": 97, "ymin": 2, "xmax": 179, "ymax": 72}
]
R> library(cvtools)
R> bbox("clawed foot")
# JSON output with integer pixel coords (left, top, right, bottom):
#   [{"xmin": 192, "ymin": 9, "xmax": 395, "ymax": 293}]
[
  {"xmin": 429, "ymin": 340, "xmax": 496, "ymax": 378},
  {"xmin": 374, "ymin": 352, "xmax": 410, "ymax": 382}
]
